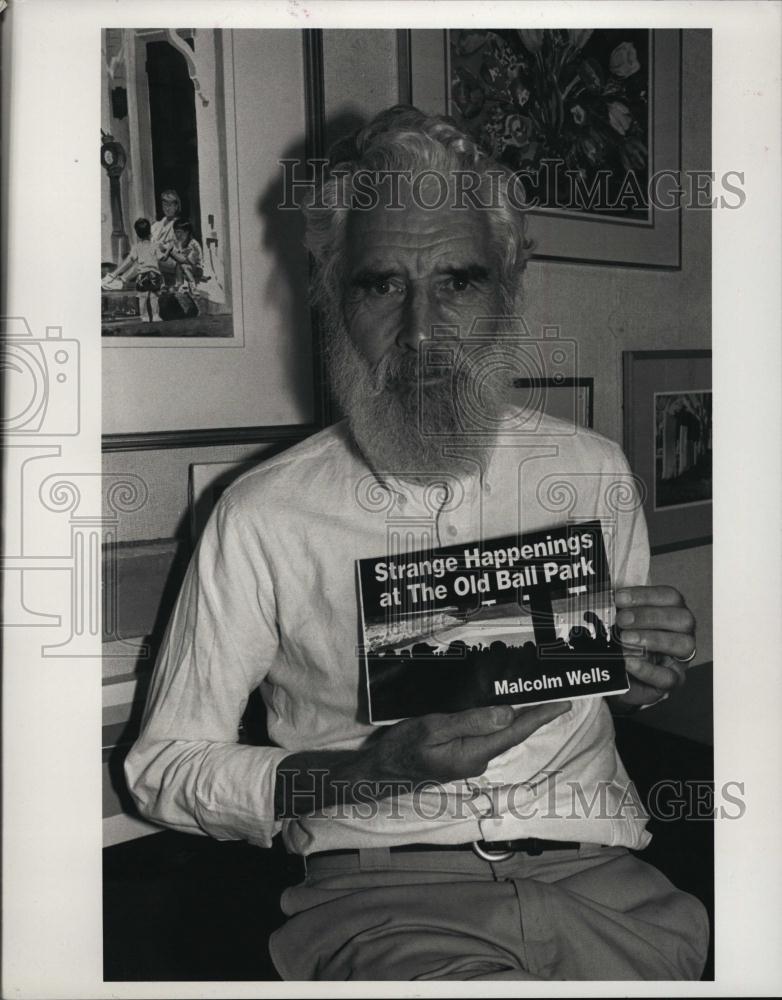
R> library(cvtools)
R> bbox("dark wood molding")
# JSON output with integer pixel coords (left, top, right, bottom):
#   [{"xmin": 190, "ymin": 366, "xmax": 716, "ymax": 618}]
[
  {"xmin": 676, "ymin": 28, "xmax": 684, "ymax": 273},
  {"xmin": 396, "ymin": 29, "xmax": 412, "ymax": 104},
  {"xmin": 302, "ymin": 27, "xmax": 333, "ymax": 430},
  {"xmin": 102, "ymin": 422, "xmax": 319, "ymax": 453},
  {"xmin": 303, "ymin": 28, "xmax": 325, "ymax": 167}
]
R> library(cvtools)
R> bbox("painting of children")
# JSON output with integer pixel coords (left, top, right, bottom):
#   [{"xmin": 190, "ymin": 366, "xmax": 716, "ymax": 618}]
[
  {"xmin": 103, "ymin": 217, "xmax": 166, "ymax": 322},
  {"xmin": 169, "ymin": 218, "xmax": 204, "ymax": 317}
]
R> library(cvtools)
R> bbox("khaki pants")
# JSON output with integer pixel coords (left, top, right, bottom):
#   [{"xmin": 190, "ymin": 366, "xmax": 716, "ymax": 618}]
[{"xmin": 269, "ymin": 844, "xmax": 709, "ymax": 981}]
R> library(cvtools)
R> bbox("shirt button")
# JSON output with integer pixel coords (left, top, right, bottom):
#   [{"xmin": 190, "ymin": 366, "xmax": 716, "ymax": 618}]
[
  {"xmin": 446, "ymin": 525, "xmax": 458, "ymax": 538},
  {"xmin": 484, "ymin": 483, "xmax": 493, "ymax": 495}
]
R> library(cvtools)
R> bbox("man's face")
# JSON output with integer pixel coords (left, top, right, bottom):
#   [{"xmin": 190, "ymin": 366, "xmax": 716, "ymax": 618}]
[
  {"xmin": 343, "ymin": 190, "xmax": 501, "ymax": 369},
  {"xmin": 161, "ymin": 197, "xmax": 178, "ymax": 219},
  {"xmin": 331, "ymin": 182, "xmax": 512, "ymax": 476}
]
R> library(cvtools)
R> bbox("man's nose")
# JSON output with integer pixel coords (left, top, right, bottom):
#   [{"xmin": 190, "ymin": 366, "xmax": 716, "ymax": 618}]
[{"xmin": 396, "ymin": 283, "xmax": 439, "ymax": 352}]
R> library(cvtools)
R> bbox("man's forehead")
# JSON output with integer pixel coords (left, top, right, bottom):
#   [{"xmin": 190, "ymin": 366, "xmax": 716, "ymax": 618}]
[{"xmin": 346, "ymin": 199, "xmax": 492, "ymax": 271}]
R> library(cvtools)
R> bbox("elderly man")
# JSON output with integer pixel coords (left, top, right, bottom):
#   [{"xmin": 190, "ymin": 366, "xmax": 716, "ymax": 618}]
[{"xmin": 126, "ymin": 106, "xmax": 708, "ymax": 981}]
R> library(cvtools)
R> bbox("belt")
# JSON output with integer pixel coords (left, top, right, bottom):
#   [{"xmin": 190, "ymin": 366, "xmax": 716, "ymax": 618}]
[{"xmin": 310, "ymin": 837, "xmax": 581, "ymax": 864}]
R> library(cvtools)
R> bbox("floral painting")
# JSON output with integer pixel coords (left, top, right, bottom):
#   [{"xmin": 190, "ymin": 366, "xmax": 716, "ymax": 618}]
[{"xmin": 449, "ymin": 28, "xmax": 651, "ymax": 218}]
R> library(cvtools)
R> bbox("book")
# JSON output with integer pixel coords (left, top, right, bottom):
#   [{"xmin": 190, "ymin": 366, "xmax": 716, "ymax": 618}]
[{"xmin": 357, "ymin": 519, "xmax": 629, "ymax": 723}]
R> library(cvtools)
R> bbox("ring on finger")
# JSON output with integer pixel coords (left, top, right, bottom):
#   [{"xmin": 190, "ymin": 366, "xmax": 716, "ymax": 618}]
[{"xmin": 673, "ymin": 646, "xmax": 697, "ymax": 664}]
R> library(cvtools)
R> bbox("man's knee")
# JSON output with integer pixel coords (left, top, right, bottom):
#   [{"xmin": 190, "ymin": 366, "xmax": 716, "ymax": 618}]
[{"xmin": 671, "ymin": 887, "xmax": 710, "ymax": 979}]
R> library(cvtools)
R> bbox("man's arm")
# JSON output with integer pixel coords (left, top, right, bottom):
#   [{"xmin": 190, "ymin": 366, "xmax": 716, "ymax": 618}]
[
  {"xmin": 124, "ymin": 494, "xmax": 290, "ymax": 846},
  {"xmin": 125, "ymin": 488, "xmax": 574, "ymax": 836},
  {"xmin": 273, "ymin": 701, "xmax": 571, "ymax": 818}
]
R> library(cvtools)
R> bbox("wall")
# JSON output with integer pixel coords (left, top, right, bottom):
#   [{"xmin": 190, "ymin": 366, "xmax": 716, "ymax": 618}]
[
  {"xmin": 102, "ymin": 29, "xmax": 713, "ymax": 843},
  {"xmin": 323, "ymin": 28, "xmax": 399, "ymax": 140}
]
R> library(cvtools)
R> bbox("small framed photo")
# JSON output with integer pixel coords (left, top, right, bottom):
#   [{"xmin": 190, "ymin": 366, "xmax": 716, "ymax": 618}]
[
  {"xmin": 623, "ymin": 350, "xmax": 712, "ymax": 553},
  {"xmin": 511, "ymin": 377, "xmax": 593, "ymax": 429}
]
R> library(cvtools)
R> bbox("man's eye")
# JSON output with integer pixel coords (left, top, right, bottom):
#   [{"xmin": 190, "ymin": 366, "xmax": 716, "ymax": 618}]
[
  {"xmin": 346, "ymin": 277, "xmax": 404, "ymax": 303},
  {"xmin": 444, "ymin": 275, "xmax": 473, "ymax": 293},
  {"xmin": 370, "ymin": 279, "xmax": 403, "ymax": 297}
]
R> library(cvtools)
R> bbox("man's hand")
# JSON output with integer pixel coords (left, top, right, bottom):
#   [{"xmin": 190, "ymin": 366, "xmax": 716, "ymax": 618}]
[
  {"xmin": 609, "ymin": 585, "xmax": 697, "ymax": 713},
  {"xmin": 274, "ymin": 702, "xmax": 571, "ymax": 817},
  {"xmin": 363, "ymin": 702, "xmax": 572, "ymax": 785}
]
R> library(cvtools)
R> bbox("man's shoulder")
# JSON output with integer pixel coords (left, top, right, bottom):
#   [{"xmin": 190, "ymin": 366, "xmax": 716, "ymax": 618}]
[
  {"xmin": 502, "ymin": 406, "xmax": 629, "ymax": 469},
  {"xmin": 223, "ymin": 420, "xmax": 360, "ymax": 513}
]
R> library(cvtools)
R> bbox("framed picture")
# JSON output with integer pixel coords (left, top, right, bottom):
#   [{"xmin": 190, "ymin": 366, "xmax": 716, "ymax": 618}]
[
  {"xmin": 102, "ymin": 28, "xmax": 326, "ymax": 448},
  {"xmin": 403, "ymin": 28, "xmax": 681, "ymax": 268},
  {"xmin": 623, "ymin": 350, "xmax": 712, "ymax": 554},
  {"xmin": 511, "ymin": 377, "xmax": 593, "ymax": 428},
  {"xmin": 101, "ymin": 28, "xmax": 238, "ymax": 339}
]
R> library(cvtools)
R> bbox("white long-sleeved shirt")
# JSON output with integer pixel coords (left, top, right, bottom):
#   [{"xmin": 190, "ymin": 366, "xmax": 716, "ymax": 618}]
[{"xmin": 125, "ymin": 413, "xmax": 653, "ymax": 854}]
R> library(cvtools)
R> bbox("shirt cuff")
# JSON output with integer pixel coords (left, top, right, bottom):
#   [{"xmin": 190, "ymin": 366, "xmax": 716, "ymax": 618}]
[{"xmin": 193, "ymin": 743, "xmax": 293, "ymax": 847}]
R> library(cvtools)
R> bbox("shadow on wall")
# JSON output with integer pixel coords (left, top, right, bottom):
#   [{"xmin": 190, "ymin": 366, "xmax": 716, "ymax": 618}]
[{"xmin": 255, "ymin": 111, "xmax": 368, "ymax": 421}]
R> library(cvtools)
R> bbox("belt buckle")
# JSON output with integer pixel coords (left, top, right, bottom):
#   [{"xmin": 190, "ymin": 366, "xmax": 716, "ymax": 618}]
[{"xmin": 472, "ymin": 840, "xmax": 515, "ymax": 862}]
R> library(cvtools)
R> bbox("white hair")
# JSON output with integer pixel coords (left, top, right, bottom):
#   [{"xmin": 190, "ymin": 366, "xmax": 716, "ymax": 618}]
[{"xmin": 303, "ymin": 105, "xmax": 533, "ymax": 329}]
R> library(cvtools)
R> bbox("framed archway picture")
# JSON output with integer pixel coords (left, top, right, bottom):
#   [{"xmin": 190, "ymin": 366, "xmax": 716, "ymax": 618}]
[{"xmin": 623, "ymin": 350, "xmax": 712, "ymax": 553}]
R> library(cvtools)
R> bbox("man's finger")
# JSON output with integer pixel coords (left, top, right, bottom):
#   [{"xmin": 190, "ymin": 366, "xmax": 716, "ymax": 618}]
[
  {"xmin": 427, "ymin": 704, "xmax": 516, "ymax": 743},
  {"xmin": 461, "ymin": 701, "xmax": 572, "ymax": 762},
  {"xmin": 623, "ymin": 653, "xmax": 683, "ymax": 691},
  {"xmin": 616, "ymin": 605, "xmax": 695, "ymax": 634},
  {"xmin": 620, "ymin": 628, "xmax": 695, "ymax": 661},
  {"xmin": 610, "ymin": 681, "xmax": 668, "ymax": 709},
  {"xmin": 615, "ymin": 586, "xmax": 684, "ymax": 608}
]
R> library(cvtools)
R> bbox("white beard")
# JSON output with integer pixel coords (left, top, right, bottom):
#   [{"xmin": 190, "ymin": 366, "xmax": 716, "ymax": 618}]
[{"xmin": 327, "ymin": 322, "xmax": 511, "ymax": 480}]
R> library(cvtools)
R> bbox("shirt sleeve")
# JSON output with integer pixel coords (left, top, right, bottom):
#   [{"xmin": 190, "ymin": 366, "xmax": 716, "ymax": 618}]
[
  {"xmin": 604, "ymin": 440, "xmax": 652, "ymax": 590},
  {"xmin": 124, "ymin": 492, "xmax": 291, "ymax": 846}
]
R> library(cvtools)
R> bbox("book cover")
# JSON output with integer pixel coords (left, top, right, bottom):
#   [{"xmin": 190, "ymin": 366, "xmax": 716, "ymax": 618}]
[{"xmin": 357, "ymin": 519, "xmax": 629, "ymax": 723}]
